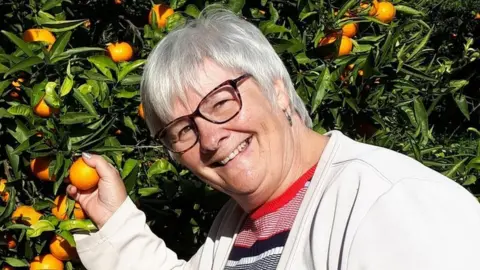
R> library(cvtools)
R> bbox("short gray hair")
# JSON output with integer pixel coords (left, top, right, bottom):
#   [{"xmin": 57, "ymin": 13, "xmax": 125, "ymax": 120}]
[{"xmin": 141, "ymin": 8, "xmax": 312, "ymax": 136}]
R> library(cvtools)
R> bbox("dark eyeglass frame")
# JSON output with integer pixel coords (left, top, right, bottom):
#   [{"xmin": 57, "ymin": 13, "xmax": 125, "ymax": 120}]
[{"xmin": 155, "ymin": 73, "xmax": 252, "ymax": 154}]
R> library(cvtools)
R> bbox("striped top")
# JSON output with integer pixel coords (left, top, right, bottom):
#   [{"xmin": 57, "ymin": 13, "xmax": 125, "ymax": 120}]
[{"xmin": 224, "ymin": 165, "xmax": 317, "ymax": 270}]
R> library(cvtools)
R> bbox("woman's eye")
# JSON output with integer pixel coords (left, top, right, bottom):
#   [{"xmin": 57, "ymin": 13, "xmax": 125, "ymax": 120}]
[
  {"xmin": 179, "ymin": 125, "xmax": 193, "ymax": 137},
  {"xmin": 214, "ymin": 99, "xmax": 231, "ymax": 109}
]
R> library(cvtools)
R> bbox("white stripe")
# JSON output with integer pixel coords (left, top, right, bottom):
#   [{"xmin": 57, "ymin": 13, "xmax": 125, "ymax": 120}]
[{"xmin": 225, "ymin": 246, "xmax": 284, "ymax": 267}]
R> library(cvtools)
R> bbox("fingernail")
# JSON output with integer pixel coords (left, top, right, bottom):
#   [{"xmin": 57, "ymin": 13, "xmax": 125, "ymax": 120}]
[{"xmin": 82, "ymin": 152, "xmax": 92, "ymax": 159}]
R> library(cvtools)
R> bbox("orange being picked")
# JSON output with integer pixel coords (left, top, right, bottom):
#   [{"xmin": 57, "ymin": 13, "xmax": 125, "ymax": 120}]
[
  {"xmin": 106, "ymin": 42, "xmax": 133, "ymax": 63},
  {"xmin": 12, "ymin": 205, "xmax": 42, "ymax": 226},
  {"xmin": 69, "ymin": 158, "xmax": 100, "ymax": 191},
  {"xmin": 360, "ymin": 0, "xmax": 379, "ymax": 16},
  {"xmin": 375, "ymin": 1, "xmax": 396, "ymax": 23},
  {"xmin": 33, "ymin": 97, "xmax": 59, "ymax": 118},
  {"xmin": 138, "ymin": 103, "xmax": 145, "ymax": 119},
  {"xmin": 30, "ymin": 156, "xmax": 54, "ymax": 181},
  {"xmin": 319, "ymin": 35, "xmax": 353, "ymax": 57},
  {"xmin": 23, "ymin": 29, "xmax": 56, "ymax": 50},
  {"xmin": 49, "ymin": 235, "xmax": 77, "ymax": 261},
  {"xmin": 149, "ymin": 4, "xmax": 174, "ymax": 28},
  {"xmin": 52, "ymin": 195, "xmax": 86, "ymax": 220},
  {"xmin": 342, "ymin": 23, "xmax": 358, "ymax": 38},
  {"xmin": 0, "ymin": 179, "xmax": 10, "ymax": 202},
  {"xmin": 29, "ymin": 254, "xmax": 63, "ymax": 270}
]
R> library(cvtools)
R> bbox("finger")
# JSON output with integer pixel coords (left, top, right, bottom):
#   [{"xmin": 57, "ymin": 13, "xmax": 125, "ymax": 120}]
[
  {"xmin": 67, "ymin": 185, "xmax": 79, "ymax": 200},
  {"xmin": 81, "ymin": 153, "xmax": 118, "ymax": 180}
]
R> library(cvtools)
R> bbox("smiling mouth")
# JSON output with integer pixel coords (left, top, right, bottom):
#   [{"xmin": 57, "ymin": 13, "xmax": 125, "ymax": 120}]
[{"xmin": 214, "ymin": 136, "xmax": 252, "ymax": 167}]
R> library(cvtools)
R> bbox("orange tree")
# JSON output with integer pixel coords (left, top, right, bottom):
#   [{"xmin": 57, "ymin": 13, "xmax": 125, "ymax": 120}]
[{"xmin": 0, "ymin": 0, "xmax": 479, "ymax": 269}]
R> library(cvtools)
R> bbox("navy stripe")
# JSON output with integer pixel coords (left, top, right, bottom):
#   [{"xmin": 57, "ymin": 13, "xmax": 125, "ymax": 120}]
[
  {"xmin": 225, "ymin": 253, "xmax": 281, "ymax": 270},
  {"xmin": 228, "ymin": 230, "xmax": 290, "ymax": 261}
]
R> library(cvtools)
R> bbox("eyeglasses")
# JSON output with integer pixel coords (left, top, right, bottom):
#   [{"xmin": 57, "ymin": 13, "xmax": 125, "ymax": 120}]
[{"xmin": 155, "ymin": 74, "xmax": 252, "ymax": 154}]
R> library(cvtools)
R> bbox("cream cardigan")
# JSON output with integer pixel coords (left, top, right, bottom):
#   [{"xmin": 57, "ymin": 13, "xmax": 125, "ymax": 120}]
[{"xmin": 74, "ymin": 131, "xmax": 480, "ymax": 269}]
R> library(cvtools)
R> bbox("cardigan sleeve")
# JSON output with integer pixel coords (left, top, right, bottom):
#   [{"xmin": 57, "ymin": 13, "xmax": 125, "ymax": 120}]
[
  {"xmin": 347, "ymin": 177, "xmax": 480, "ymax": 270},
  {"xmin": 73, "ymin": 197, "xmax": 201, "ymax": 270}
]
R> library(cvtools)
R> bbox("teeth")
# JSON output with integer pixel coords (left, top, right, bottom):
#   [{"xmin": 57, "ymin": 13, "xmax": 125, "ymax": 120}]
[{"xmin": 220, "ymin": 139, "xmax": 249, "ymax": 165}]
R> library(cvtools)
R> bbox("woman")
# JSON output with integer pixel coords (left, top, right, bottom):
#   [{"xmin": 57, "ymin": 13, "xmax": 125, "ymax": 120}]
[{"xmin": 69, "ymin": 9, "xmax": 480, "ymax": 270}]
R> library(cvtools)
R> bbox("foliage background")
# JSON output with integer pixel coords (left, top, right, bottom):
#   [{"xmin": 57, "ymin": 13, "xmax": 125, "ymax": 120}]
[{"xmin": 0, "ymin": 0, "xmax": 479, "ymax": 268}]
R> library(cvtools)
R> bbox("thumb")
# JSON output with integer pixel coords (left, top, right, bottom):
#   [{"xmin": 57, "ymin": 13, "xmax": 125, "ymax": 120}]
[{"xmin": 81, "ymin": 152, "xmax": 117, "ymax": 181}]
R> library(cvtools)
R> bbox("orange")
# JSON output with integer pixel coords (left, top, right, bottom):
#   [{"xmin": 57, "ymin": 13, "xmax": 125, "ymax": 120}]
[
  {"xmin": 114, "ymin": 0, "xmax": 122, "ymax": 4},
  {"xmin": 33, "ymin": 97, "xmax": 59, "ymax": 118},
  {"xmin": 319, "ymin": 35, "xmax": 353, "ymax": 56},
  {"xmin": 69, "ymin": 158, "xmax": 100, "ymax": 191},
  {"xmin": 358, "ymin": 70, "xmax": 364, "ymax": 76},
  {"xmin": 6, "ymin": 235, "xmax": 16, "ymax": 249},
  {"xmin": 2, "ymin": 265, "xmax": 14, "ymax": 270},
  {"xmin": 106, "ymin": 42, "xmax": 133, "ymax": 63},
  {"xmin": 149, "ymin": 4, "xmax": 174, "ymax": 28},
  {"xmin": 0, "ymin": 179, "xmax": 9, "ymax": 202},
  {"xmin": 347, "ymin": 64, "xmax": 355, "ymax": 70},
  {"xmin": 30, "ymin": 156, "xmax": 54, "ymax": 181},
  {"xmin": 83, "ymin": 20, "xmax": 91, "ymax": 28},
  {"xmin": 361, "ymin": 0, "xmax": 379, "ymax": 16},
  {"xmin": 9, "ymin": 91, "xmax": 20, "ymax": 99},
  {"xmin": 138, "ymin": 103, "xmax": 145, "ymax": 119},
  {"xmin": 12, "ymin": 205, "xmax": 42, "ymax": 226},
  {"xmin": 52, "ymin": 195, "xmax": 86, "ymax": 220},
  {"xmin": 49, "ymin": 235, "xmax": 77, "ymax": 261},
  {"xmin": 342, "ymin": 23, "xmax": 358, "ymax": 38},
  {"xmin": 11, "ymin": 78, "xmax": 24, "ymax": 90},
  {"xmin": 23, "ymin": 29, "xmax": 56, "ymax": 50},
  {"xmin": 375, "ymin": 2, "xmax": 395, "ymax": 23},
  {"xmin": 476, "ymin": 13, "xmax": 480, "ymax": 20},
  {"xmin": 114, "ymin": 129, "xmax": 122, "ymax": 135},
  {"xmin": 29, "ymin": 254, "xmax": 63, "ymax": 270}
]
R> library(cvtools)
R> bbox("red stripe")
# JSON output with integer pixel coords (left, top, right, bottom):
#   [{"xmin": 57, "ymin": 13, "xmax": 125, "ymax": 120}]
[{"xmin": 250, "ymin": 164, "xmax": 317, "ymax": 220}]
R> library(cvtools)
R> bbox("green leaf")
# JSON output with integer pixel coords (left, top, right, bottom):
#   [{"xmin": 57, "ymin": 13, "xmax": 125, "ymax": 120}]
[
  {"xmin": 60, "ymin": 75, "xmax": 74, "ymax": 96},
  {"xmin": 259, "ymin": 21, "xmax": 289, "ymax": 35},
  {"xmin": 463, "ymin": 175, "xmax": 477, "ymax": 186},
  {"xmin": 406, "ymin": 27, "xmax": 432, "ymax": 62},
  {"xmin": 57, "ymin": 230, "xmax": 76, "ymax": 247},
  {"xmin": 50, "ymin": 31, "xmax": 72, "ymax": 58},
  {"xmin": 3, "ymin": 56, "xmax": 43, "ymax": 79},
  {"xmin": 27, "ymin": 220, "xmax": 55, "ymax": 238},
  {"xmin": 121, "ymin": 159, "xmax": 138, "ymax": 179},
  {"xmin": 58, "ymin": 219, "xmax": 97, "ymax": 232},
  {"xmin": 44, "ymin": 81, "xmax": 61, "ymax": 108},
  {"xmin": 467, "ymin": 157, "xmax": 480, "ymax": 171},
  {"xmin": 138, "ymin": 187, "xmax": 161, "ymax": 197},
  {"xmin": 117, "ymin": 59, "xmax": 146, "ymax": 82},
  {"xmin": 166, "ymin": 13, "xmax": 187, "ymax": 32},
  {"xmin": 395, "ymin": 5, "xmax": 425, "ymax": 16},
  {"xmin": 90, "ymin": 146, "xmax": 134, "ymax": 153},
  {"xmin": 453, "ymin": 94, "xmax": 470, "ymax": 121},
  {"xmin": 185, "ymin": 4, "xmax": 200, "ymax": 18},
  {"xmin": 41, "ymin": 0, "xmax": 64, "ymax": 11},
  {"xmin": 0, "ymin": 80, "xmax": 10, "ymax": 95},
  {"xmin": 3, "ymin": 258, "xmax": 29, "ymax": 267},
  {"xmin": 73, "ymin": 89, "xmax": 98, "ymax": 116},
  {"xmin": 226, "ymin": 0, "xmax": 245, "ymax": 13},
  {"xmin": 148, "ymin": 159, "xmax": 177, "ymax": 178},
  {"xmin": 38, "ymin": 19, "xmax": 87, "ymax": 32},
  {"xmin": 124, "ymin": 115, "xmax": 136, "ymax": 133},
  {"xmin": 59, "ymin": 112, "xmax": 98, "ymax": 124},
  {"xmin": 311, "ymin": 68, "xmax": 331, "ymax": 113},
  {"xmin": 115, "ymin": 88, "xmax": 138, "ymax": 99},
  {"xmin": 444, "ymin": 158, "xmax": 468, "ymax": 178},
  {"xmin": 88, "ymin": 55, "xmax": 117, "ymax": 79},
  {"xmin": 1, "ymin": 30, "xmax": 34, "ymax": 57},
  {"xmin": 5, "ymin": 145, "xmax": 20, "ymax": 179},
  {"xmin": 7, "ymin": 104, "xmax": 32, "ymax": 117},
  {"xmin": 122, "ymin": 159, "xmax": 139, "ymax": 193}
]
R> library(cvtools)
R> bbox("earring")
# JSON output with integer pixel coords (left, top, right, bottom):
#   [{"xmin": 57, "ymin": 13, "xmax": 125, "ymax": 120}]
[{"xmin": 285, "ymin": 110, "xmax": 293, "ymax": 126}]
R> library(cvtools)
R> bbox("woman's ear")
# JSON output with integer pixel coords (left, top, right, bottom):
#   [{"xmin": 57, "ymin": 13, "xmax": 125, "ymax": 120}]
[{"xmin": 273, "ymin": 79, "xmax": 290, "ymax": 111}]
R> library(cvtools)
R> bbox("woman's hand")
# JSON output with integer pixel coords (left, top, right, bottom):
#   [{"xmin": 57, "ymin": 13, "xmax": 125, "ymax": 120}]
[{"xmin": 67, "ymin": 153, "xmax": 127, "ymax": 229}]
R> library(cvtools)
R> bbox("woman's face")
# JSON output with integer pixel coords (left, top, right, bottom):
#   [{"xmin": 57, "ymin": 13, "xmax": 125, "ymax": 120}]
[{"xmin": 171, "ymin": 60, "xmax": 293, "ymax": 204}]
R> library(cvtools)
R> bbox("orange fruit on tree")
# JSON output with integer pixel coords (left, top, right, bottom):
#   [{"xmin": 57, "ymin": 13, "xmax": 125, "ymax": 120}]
[
  {"xmin": 33, "ymin": 97, "xmax": 59, "ymax": 118},
  {"xmin": 12, "ymin": 205, "xmax": 42, "ymax": 226},
  {"xmin": 106, "ymin": 42, "xmax": 133, "ymax": 63},
  {"xmin": 375, "ymin": 2, "xmax": 396, "ymax": 23},
  {"xmin": 0, "ymin": 179, "xmax": 10, "ymax": 202},
  {"xmin": 114, "ymin": 129, "xmax": 122, "ymax": 135},
  {"xmin": 360, "ymin": 0, "xmax": 379, "ymax": 16},
  {"xmin": 2, "ymin": 265, "xmax": 14, "ymax": 270},
  {"xmin": 30, "ymin": 156, "xmax": 54, "ymax": 181},
  {"xmin": 476, "ymin": 13, "xmax": 480, "ymax": 20},
  {"xmin": 52, "ymin": 195, "xmax": 86, "ymax": 220},
  {"xmin": 6, "ymin": 235, "xmax": 16, "ymax": 249},
  {"xmin": 23, "ymin": 29, "xmax": 56, "ymax": 50},
  {"xmin": 69, "ymin": 158, "xmax": 100, "ymax": 191},
  {"xmin": 11, "ymin": 78, "xmax": 24, "ymax": 90},
  {"xmin": 319, "ymin": 35, "xmax": 353, "ymax": 57},
  {"xmin": 114, "ymin": 0, "xmax": 122, "ymax": 4},
  {"xmin": 49, "ymin": 235, "xmax": 77, "ymax": 261},
  {"xmin": 29, "ymin": 254, "xmax": 63, "ymax": 270},
  {"xmin": 342, "ymin": 23, "xmax": 358, "ymax": 38},
  {"xmin": 138, "ymin": 103, "xmax": 145, "ymax": 119},
  {"xmin": 149, "ymin": 4, "xmax": 174, "ymax": 28}
]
